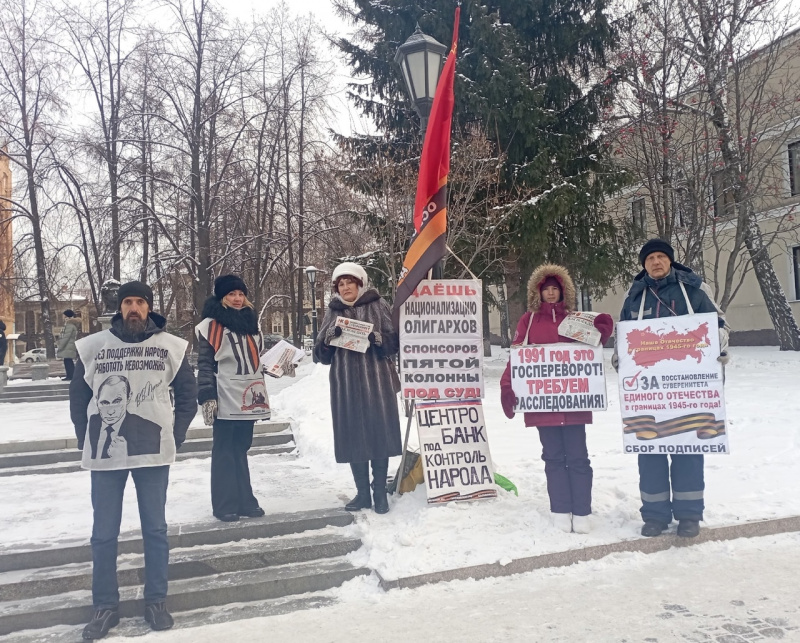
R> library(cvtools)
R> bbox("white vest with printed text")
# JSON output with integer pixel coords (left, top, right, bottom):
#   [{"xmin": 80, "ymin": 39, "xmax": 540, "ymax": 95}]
[
  {"xmin": 195, "ymin": 318, "xmax": 271, "ymax": 421},
  {"xmin": 76, "ymin": 329, "xmax": 188, "ymax": 471}
]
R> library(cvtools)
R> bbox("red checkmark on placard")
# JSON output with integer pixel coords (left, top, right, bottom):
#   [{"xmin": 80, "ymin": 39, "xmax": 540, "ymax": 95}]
[{"xmin": 623, "ymin": 371, "xmax": 641, "ymax": 390}]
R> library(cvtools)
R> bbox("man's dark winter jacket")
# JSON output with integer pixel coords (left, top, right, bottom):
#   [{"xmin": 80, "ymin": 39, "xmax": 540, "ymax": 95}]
[
  {"xmin": 70, "ymin": 312, "xmax": 197, "ymax": 450},
  {"xmin": 620, "ymin": 263, "xmax": 721, "ymax": 324}
]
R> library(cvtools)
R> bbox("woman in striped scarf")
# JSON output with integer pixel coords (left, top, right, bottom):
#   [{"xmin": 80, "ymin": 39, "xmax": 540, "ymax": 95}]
[{"xmin": 195, "ymin": 275, "xmax": 271, "ymax": 522}]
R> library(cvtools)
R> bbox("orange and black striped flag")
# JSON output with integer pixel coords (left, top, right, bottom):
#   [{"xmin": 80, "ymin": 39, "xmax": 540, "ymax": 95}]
[{"xmin": 392, "ymin": 7, "xmax": 460, "ymax": 322}]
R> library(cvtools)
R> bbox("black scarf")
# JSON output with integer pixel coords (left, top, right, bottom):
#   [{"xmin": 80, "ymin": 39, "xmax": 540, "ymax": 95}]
[{"xmin": 201, "ymin": 296, "xmax": 259, "ymax": 335}]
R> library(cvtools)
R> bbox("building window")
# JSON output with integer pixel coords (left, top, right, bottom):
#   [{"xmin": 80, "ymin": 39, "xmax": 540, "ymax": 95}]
[
  {"xmin": 674, "ymin": 188, "xmax": 690, "ymax": 229},
  {"xmin": 631, "ymin": 198, "xmax": 646, "ymax": 236},
  {"xmin": 712, "ymin": 170, "xmax": 735, "ymax": 219},
  {"xmin": 790, "ymin": 141, "xmax": 800, "ymax": 196},
  {"xmin": 793, "ymin": 246, "xmax": 800, "ymax": 300}
]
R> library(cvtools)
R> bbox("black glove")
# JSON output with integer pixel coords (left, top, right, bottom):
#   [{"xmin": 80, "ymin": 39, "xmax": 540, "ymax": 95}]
[
  {"xmin": 324, "ymin": 325, "xmax": 342, "ymax": 346},
  {"xmin": 368, "ymin": 332, "xmax": 376, "ymax": 344}
]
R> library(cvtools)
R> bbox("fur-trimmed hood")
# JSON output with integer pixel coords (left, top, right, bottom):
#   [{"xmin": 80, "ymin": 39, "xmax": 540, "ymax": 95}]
[
  {"xmin": 526, "ymin": 264, "xmax": 576, "ymax": 313},
  {"xmin": 201, "ymin": 295, "xmax": 260, "ymax": 335}
]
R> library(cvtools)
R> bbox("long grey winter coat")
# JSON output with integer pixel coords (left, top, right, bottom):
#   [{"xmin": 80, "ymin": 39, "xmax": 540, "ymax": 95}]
[
  {"xmin": 57, "ymin": 319, "xmax": 80, "ymax": 359},
  {"xmin": 314, "ymin": 289, "xmax": 402, "ymax": 463}
]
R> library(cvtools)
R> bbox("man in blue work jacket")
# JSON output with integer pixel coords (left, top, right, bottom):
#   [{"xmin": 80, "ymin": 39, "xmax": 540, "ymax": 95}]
[{"xmin": 619, "ymin": 239, "xmax": 729, "ymax": 538}]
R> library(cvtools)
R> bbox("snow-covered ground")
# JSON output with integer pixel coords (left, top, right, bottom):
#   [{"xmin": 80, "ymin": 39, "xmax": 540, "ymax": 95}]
[
  {"xmin": 1, "ymin": 346, "xmax": 798, "ymax": 583},
  {"xmin": 154, "ymin": 532, "xmax": 800, "ymax": 642}
]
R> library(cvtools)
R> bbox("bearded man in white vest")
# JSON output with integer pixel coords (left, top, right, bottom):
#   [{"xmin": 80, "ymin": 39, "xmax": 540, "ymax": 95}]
[{"xmin": 70, "ymin": 281, "xmax": 197, "ymax": 640}]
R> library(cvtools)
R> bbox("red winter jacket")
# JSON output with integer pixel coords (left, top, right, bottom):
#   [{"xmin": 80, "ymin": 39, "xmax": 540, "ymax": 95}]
[{"xmin": 499, "ymin": 264, "xmax": 614, "ymax": 427}]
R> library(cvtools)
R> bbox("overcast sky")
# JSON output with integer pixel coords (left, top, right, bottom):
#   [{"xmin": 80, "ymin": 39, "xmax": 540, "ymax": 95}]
[{"xmin": 226, "ymin": 0, "xmax": 377, "ymax": 136}]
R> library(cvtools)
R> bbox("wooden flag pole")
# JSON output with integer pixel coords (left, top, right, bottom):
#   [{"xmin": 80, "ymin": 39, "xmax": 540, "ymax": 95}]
[
  {"xmin": 393, "ymin": 399, "xmax": 416, "ymax": 495},
  {"xmin": 392, "ymin": 268, "xmax": 434, "ymax": 495}
]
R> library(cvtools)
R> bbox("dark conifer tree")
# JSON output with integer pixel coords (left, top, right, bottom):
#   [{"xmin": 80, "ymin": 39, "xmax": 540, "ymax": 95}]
[{"xmin": 334, "ymin": 0, "xmax": 633, "ymax": 301}]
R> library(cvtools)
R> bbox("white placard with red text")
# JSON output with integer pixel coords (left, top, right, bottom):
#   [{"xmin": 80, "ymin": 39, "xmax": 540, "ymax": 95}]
[
  {"xmin": 616, "ymin": 313, "xmax": 728, "ymax": 455},
  {"xmin": 510, "ymin": 343, "xmax": 607, "ymax": 414},
  {"xmin": 399, "ymin": 280, "xmax": 483, "ymax": 400}
]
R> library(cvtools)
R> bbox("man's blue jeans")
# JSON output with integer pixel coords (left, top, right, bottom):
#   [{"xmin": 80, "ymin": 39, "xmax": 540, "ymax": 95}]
[{"xmin": 90, "ymin": 466, "xmax": 170, "ymax": 609}]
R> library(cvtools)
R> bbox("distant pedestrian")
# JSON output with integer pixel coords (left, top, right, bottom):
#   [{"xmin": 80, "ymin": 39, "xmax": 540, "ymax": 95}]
[
  {"xmin": 0, "ymin": 319, "xmax": 7, "ymax": 366},
  {"xmin": 314, "ymin": 262, "xmax": 402, "ymax": 515},
  {"xmin": 57, "ymin": 309, "xmax": 79, "ymax": 380},
  {"xmin": 70, "ymin": 280, "xmax": 197, "ymax": 639},
  {"xmin": 619, "ymin": 239, "xmax": 728, "ymax": 538},
  {"xmin": 500, "ymin": 264, "xmax": 613, "ymax": 534},
  {"xmin": 196, "ymin": 275, "xmax": 270, "ymax": 523}
]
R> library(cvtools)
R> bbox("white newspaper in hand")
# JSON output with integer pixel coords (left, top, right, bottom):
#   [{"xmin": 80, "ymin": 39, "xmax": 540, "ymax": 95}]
[
  {"xmin": 557, "ymin": 312, "xmax": 602, "ymax": 346},
  {"xmin": 330, "ymin": 317, "xmax": 373, "ymax": 353},
  {"xmin": 260, "ymin": 340, "xmax": 305, "ymax": 378}
]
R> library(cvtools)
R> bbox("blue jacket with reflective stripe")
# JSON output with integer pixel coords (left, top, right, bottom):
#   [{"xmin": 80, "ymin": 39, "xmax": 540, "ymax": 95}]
[{"xmin": 620, "ymin": 264, "xmax": 720, "ymax": 323}]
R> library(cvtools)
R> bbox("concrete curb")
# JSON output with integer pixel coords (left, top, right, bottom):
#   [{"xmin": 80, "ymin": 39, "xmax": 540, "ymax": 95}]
[
  {"xmin": 0, "ymin": 395, "xmax": 70, "ymax": 404},
  {"xmin": 0, "ymin": 444, "xmax": 296, "ymax": 477},
  {"xmin": 0, "ymin": 382, "xmax": 70, "ymax": 403},
  {"xmin": 0, "ymin": 507, "xmax": 354, "ymax": 573},
  {"xmin": 0, "ymin": 506, "xmax": 364, "ymax": 637},
  {"xmin": 378, "ymin": 515, "xmax": 800, "ymax": 591},
  {"xmin": 0, "ymin": 594, "xmax": 340, "ymax": 643},
  {"xmin": 0, "ymin": 533, "xmax": 363, "ymax": 601},
  {"xmin": 0, "ymin": 558, "xmax": 370, "ymax": 636},
  {"xmin": 0, "ymin": 382, "xmax": 69, "ymax": 392},
  {"xmin": 0, "ymin": 421, "xmax": 291, "ymax": 455},
  {"xmin": 0, "ymin": 433, "xmax": 293, "ymax": 469}
]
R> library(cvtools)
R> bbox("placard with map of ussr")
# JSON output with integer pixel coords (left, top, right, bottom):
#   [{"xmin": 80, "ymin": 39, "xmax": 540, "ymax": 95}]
[{"xmin": 616, "ymin": 312, "xmax": 728, "ymax": 455}]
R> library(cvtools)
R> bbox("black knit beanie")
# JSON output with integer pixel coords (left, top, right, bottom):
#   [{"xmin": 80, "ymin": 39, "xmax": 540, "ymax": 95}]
[
  {"xmin": 63, "ymin": 309, "xmax": 75, "ymax": 318},
  {"xmin": 214, "ymin": 274, "xmax": 248, "ymax": 300},
  {"xmin": 117, "ymin": 281, "xmax": 154, "ymax": 311},
  {"xmin": 639, "ymin": 238, "xmax": 675, "ymax": 267}
]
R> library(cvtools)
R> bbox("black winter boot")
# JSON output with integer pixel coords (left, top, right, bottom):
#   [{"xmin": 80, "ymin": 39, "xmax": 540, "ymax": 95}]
[
  {"xmin": 345, "ymin": 462, "xmax": 372, "ymax": 511},
  {"xmin": 677, "ymin": 519, "xmax": 700, "ymax": 538},
  {"xmin": 641, "ymin": 520, "xmax": 668, "ymax": 537},
  {"xmin": 371, "ymin": 458, "xmax": 390, "ymax": 514}
]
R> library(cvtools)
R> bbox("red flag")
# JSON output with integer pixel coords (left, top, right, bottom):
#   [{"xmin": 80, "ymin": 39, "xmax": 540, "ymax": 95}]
[{"xmin": 393, "ymin": 8, "xmax": 460, "ymax": 318}]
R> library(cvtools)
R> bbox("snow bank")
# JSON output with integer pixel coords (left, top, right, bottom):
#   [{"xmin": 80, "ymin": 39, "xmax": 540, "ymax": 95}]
[{"xmin": 0, "ymin": 347, "xmax": 798, "ymax": 583}]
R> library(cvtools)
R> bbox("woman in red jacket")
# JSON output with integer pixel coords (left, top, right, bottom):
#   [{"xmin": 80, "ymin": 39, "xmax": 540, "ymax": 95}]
[{"xmin": 500, "ymin": 264, "xmax": 613, "ymax": 534}]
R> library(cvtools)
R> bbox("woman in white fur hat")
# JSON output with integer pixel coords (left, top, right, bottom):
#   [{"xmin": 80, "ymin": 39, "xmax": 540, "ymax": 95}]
[{"xmin": 314, "ymin": 262, "xmax": 402, "ymax": 514}]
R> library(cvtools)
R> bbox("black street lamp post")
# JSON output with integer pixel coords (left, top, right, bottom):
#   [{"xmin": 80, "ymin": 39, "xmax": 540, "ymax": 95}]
[
  {"xmin": 394, "ymin": 24, "xmax": 447, "ymax": 134},
  {"xmin": 305, "ymin": 266, "xmax": 318, "ymax": 363},
  {"xmin": 393, "ymin": 25, "xmax": 449, "ymax": 489},
  {"xmin": 395, "ymin": 24, "xmax": 447, "ymax": 278}
]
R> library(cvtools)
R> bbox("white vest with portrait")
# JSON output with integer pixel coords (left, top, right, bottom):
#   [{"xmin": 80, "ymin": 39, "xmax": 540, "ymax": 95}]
[
  {"xmin": 195, "ymin": 319, "xmax": 271, "ymax": 421},
  {"xmin": 76, "ymin": 329, "xmax": 188, "ymax": 471}
]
